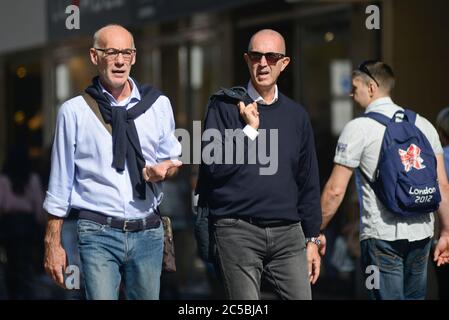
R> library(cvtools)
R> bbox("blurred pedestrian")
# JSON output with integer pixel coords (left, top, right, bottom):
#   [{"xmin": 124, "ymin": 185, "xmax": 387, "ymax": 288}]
[
  {"xmin": 435, "ymin": 107, "xmax": 449, "ymax": 299},
  {"xmin": 320, "ymin": 61, "xmax": 449, "ymax": 300},
  {"xmin": 0, "ymin": 145, "xmax": 45, "ymax": 299}
]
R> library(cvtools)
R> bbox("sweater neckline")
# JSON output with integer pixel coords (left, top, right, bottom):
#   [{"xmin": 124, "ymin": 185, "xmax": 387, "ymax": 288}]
[{"xmin": 255, "ymin": 93, "xmax": 282, "ymax": 110}]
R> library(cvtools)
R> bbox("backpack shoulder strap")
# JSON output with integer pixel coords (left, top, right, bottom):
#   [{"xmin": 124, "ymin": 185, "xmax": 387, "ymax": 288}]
[
  {"xmin": 363, "ymin": 112, "xmax": 391, "ymax": 126},
  {"xmin": 82, "ymin": 93, "xmax": 112, "ymax": 135},
  {"xmin": 404, "ymin": 109, "xmax": 417, "ymax": 124}
]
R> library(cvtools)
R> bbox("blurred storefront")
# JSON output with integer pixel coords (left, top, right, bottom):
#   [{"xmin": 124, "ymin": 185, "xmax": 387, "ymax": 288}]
[{"xmin": 2, "ymin": 0, "xmax": 447, "ymax": 177}]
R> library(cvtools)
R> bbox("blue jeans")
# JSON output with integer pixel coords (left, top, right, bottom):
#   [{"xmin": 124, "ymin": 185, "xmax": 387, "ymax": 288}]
[
  {"xmin": 360, "ymin": 237, "xmax": 431, "ymax": 300},
  {"xmin": 77, "ymin": 219, "xmax": 164, "ymax": 300},
  {"xmin": 213, "ymin": 218, "xmax": 311, "ymax": 300}
]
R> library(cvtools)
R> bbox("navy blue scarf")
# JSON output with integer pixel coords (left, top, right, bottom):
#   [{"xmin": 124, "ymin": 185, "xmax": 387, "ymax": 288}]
[{"xmin": 85, "ymin": 77, "xmax": 162, "ymax": 199}]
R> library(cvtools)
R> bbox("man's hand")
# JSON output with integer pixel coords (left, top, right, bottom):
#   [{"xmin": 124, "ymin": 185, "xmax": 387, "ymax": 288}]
[
  {"xmin": 434, "ymin": 234, "xmax": 449, "ymax": 266},
  {"xmin": 44, "ymin": 242, "xmax": 67, "ymax": 288},
  {"xmin": 238, "ymin": 101, "xmax": 259, "ymax": 130},
  {"xmin": 44, "ymin": 215, "xmax": 67, "ymax": 288},
  {"xmin": 142, "ymin": 160, "xmax": 182, "ymax": 183},
  {"xmin": 318, "ymin": 233, "xmax": 327, "ymax": 256},
  {"xmin": 306, "ymin": 243, "xmax": 321, "ymax": 284}
]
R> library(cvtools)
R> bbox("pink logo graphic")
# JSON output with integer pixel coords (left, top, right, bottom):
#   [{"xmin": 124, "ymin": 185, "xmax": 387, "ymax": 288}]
[{"xmin": 398, "ymin": 144, "xmax": 425, "ymax": 172}]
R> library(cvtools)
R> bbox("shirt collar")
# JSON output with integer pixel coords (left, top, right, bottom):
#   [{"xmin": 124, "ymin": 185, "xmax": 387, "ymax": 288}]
[
  {"xmin": 99, "ymin": 77, "xmax": 141, "ymax": 107},
  {"xmin": 365, "ymin": 97, "xmax": 396, "ymax": 113},
  {"xmin": 247, "ymin": 81, "xmax": 278, "ymax": 105}
]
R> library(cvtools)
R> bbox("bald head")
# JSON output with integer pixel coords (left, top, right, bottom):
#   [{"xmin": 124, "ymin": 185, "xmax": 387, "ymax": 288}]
[
  {"xmin": 248, "ymin": 29, "xmax": 286, "ymax": 54},
  {"xmin": 93, "ymin": 24, "xmax": 135, "ymax": 49}
]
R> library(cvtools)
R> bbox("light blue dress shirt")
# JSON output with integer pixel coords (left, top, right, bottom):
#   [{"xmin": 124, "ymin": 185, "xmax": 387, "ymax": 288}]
[{"xmin": 43, "ymin": 78, "xmax": 182, "ymax": 219}]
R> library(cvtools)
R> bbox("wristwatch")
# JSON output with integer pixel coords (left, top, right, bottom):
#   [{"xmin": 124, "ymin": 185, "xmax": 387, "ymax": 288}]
[{"xmin": 305, "ymin": 237, "xmax": 321, "ymax": 246}]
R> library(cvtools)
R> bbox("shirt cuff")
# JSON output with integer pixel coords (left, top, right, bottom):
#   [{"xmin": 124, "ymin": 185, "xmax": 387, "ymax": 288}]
[
  {"xmin": 43, "ymin": 192, "xmax": 70, "ymax": 218},
  {"xmin": 243, "ymin": 125, "xmax": 259, "ymax": 141}
]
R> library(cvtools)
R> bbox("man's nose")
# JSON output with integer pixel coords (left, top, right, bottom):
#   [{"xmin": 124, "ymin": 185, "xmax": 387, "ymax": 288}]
[
  {"xmin": 259, "ymin": 55, "xmax": 268, "ymax": 66},
  {"xmin": 115, "ymin": 53, "xmax": 125, "ymax": 64}
]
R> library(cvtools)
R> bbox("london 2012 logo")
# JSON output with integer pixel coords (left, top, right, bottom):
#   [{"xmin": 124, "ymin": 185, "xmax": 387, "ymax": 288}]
[{"xmin": 398, "ymin": 144, "xmax": 425, "ymax": 172}]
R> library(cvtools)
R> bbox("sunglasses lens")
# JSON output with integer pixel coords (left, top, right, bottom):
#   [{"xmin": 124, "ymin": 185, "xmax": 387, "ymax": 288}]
[
  {"xmin": 249, "ymin": 52, "xmax": 263, "ymax": 61},
  {"xmin": 248, "ymin": 52, "xmax": 284, "ymax": 64},
  {"xmin": 264, "ymin": 53, "xmax": 279, "ymax": 64}
]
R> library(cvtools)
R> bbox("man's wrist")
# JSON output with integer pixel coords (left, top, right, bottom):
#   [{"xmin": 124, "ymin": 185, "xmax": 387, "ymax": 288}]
[{"xmin": 305, "ymin": 237, "xmax": 321, "ymax": 246}]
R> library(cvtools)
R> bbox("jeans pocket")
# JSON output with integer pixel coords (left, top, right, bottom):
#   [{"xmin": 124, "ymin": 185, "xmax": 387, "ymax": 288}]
[
  {"xmin": 213, "ymin": 218, "xmax": 239, "ymax": 228},
  {"xmin": 292, "ymin": 222, "xmax": 306, "ymax": 250},
  {"xmin": 374, "ymin": 248, "xmax": 400, "ymax": 272},
  {"xmin": 77, "ymin": 219, "xmax": 106, "ymax": 235}
]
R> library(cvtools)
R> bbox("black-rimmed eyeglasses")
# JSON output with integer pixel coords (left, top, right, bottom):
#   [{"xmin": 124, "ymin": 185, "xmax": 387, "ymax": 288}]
[
  {"xmin": 95, "ymin": 48, "xmax": 136, "ymax": 61},
  {"xmin": 358, "ymin": 60, "xmax": 379, "ymax": 87},
  {"xmin": 247, "ymin": 51, "xmax": 285, "ymax": 64}
]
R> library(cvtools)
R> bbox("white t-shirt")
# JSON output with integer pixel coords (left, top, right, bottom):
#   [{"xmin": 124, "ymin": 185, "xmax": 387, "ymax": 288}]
[{"xmin": 334, "ymin": 97, "xmax": 443, "ymax": 241}]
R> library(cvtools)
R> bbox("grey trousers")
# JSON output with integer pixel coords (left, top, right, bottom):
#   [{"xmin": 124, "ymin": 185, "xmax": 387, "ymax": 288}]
[{"xmin": 213, "ymin": 218, "xmax": 311, "ymax": 300}]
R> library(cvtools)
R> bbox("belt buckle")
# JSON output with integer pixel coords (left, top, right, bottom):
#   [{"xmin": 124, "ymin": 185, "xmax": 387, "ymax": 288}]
[{"xmin": 123, "ymin": 220, "xmax": 132, "ymax": 232}]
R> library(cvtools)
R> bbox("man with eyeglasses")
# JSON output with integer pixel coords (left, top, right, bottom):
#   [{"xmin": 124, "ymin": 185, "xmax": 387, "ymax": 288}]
[
  {"xmin": 43, "ymin": 24, "xmax": 182, "ymax": 299},
  {"xmin": 319, "ymin": 61, "xmax": 449, "ymax": 299},
  {"xmin": 197, "ymin": 29, "xmax": 322, "ymax": 299}
]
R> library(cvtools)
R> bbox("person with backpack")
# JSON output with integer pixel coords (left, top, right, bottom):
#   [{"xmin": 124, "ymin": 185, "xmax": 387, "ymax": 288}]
[{"xmin": 319, "ymin": 60, "xmax": 449, "ymax": 300}]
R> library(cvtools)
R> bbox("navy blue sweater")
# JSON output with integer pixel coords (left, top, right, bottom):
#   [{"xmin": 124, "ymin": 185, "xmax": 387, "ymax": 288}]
[{"xmin": 198, "ymin": 90, "xmax": 322, "ymax": 237}]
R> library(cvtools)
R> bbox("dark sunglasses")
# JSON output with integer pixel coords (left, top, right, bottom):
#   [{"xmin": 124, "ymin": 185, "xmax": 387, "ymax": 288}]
[
  {"xmin": 358, "ymin": 60, "xmax": 379, "ymax": 87},
  {"xmin": 247, "ymin": 51, "xmax": 285, "ymax": 64}
]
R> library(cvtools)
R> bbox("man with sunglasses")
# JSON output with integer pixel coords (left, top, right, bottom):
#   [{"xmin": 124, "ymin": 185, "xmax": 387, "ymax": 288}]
[
  {"xmin": 43, "ymin": 24, "xmax": 182, "ymax": 299},
  {"xmin": 198, "ymin": 29, "xmax": 322, "ymax": 299},
  {"xmin": 319, "ymin": 61, "xmax": 449, "ymax": 299}
]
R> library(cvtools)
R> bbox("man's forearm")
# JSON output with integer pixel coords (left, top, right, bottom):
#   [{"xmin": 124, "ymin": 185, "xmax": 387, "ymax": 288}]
[
  {"xmin": 320, "ymin": 185, "xmax": 345, "ymax": 230},
  {"xmin": 44, "ymin": 213, "xmax": 64, "ymax": 247},
  {"xmin": 320, "ymin": 165, "xmax": 353, "ymax": 231}
]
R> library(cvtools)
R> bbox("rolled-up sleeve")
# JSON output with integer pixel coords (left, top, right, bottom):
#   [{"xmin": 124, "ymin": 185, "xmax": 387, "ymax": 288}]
[{"xmin": 43, "ymin": 102, "xmax": 77, "ymax": 218}]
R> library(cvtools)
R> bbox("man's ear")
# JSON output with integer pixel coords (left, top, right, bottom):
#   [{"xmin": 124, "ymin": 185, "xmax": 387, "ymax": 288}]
[
  {"xmin": 280, "ymin": 57, "xmax": 290, "ymax": 72},
  {"xmin": 368, "ymin": 81, "xmax": 377, "ymax": 97},
  {"xmin": 89, "ymin": 48, "xmax": 99, "ymax": 66},
  {"xmin": 243, "ymin": 53, "xmax": 250, "ymax": 64},
  {"xmin": 131, "ymin": 52, "xmax": 136, "ymax": 66}
]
